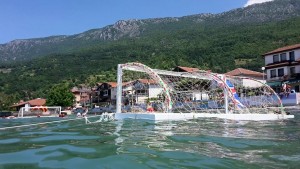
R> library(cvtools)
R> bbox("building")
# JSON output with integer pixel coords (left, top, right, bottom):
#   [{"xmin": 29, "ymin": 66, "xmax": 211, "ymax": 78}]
[
  {"xmin": 71, "ymin": 86, "xmax": 91, "ymax": 107},
  {"xmin": 93, "ymin": 82, "xmax": 118, "ymax": 104},
  {"xmin": 262, "ymin": 43, "xmax": 300, "ymax": 93},
  {"xmin": 225, "ymin": 68, "xmax": 265, "ymax": 87},
  {"xmin": 130, "ymin": 79, "xmax": 163, "ymax": 103},
  {"xmin": 173, "ymin": 66, "xmax": 210, "ymax": 100},
  {"xmin": 95, "ymin": 80, "xmax": 163, "ymax": 105},
  {"xmin": 173, "ymin": 66, "xmax": 199, "ymax": 72},
  {"xmin": 10, "ymin": 98, "xmax": 46, "ymax": 111}
]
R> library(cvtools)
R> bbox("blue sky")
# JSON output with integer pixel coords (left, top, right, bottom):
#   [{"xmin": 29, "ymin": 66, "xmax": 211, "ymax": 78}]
[{"xmin": 0, "ymin": 0, "xmax": 270, "ymax": 44}]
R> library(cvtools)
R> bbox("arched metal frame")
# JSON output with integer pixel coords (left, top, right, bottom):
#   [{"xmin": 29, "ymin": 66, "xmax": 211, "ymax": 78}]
[{"xmin": 116, "ymin": 62, "xmax": 283, "ymax": 114}]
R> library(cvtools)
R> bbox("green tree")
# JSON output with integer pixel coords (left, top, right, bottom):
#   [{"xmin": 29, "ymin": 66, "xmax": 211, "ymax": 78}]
[
  {"xmin": 0, "ymin": 92, "xmax": 20, "ymax": 110},
  {"xmin": 46, "ymin": 83, "xmax": 74, "ymax": 107}
]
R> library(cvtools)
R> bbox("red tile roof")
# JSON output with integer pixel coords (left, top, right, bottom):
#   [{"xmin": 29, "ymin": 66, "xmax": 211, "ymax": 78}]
[
  {"xmin": 138, "ymin": 79, "xmax": 158, "ymax": 84},
  {"xmin": 225, "ymin": 68, "xmax": 264, "ymax": 77},
  {"xmin": 174, "ymin": 66, "xmax": 200, "ymax": 72},
  {"xmin": 11, "ymin": 98, "xmax": 46, "ymax": 107},
  {"xmin": 122, "ymin": 81, "xmax": 133, "ymax": 86},
  {"xmin": 263, "ymin": 44, "xmax": 300, "ymax": 56},
  {"xmin": 107, "ymin": 82, "xmax": 118, "ymax": 88},
  {"xmin": 29, "ymin": 98, "xmax": 46, "ymax": 106}
]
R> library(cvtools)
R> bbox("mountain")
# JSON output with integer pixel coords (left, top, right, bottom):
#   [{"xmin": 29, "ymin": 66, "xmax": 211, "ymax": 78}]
[
  {"xmin": 0, "ymin": 0, "xmax": 300, "ymax": 62},
  {"xmin": 1, "ymin": 0, "xmax": 300, "ymax": 110},
  {"xmin": 214, "ymin": 0, "xmax": 300, "ymax": 23}
]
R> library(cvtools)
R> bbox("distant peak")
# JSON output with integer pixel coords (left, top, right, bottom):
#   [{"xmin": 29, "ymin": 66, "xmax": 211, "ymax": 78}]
[{"xmin": 244, "ymin": 0, "xmax": 274, "ymax": 7}]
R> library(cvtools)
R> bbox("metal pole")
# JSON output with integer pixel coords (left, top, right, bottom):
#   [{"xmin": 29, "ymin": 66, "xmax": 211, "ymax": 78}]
[
  {"xmin": 116, "ymin": 64, "xmax": 123, "ymax": 114},
  {"xmin": 262, "ymin": 67, "xmax": 265, "ymax": 83},
  {"xmin": 224, "ymin": 88, "xmax": 229, "ymax": 114}
]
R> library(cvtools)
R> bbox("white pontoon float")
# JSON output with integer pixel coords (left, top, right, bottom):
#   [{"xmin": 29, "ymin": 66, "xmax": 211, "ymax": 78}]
[{"xmin": 112, "ymin": 62, "xmax": 294, "ymax": 121}]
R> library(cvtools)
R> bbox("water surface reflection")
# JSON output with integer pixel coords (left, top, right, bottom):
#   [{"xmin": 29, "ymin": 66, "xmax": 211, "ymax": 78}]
[{"xmin": 0, "ymin": 114, "xmax": 299, "ymax": 168}]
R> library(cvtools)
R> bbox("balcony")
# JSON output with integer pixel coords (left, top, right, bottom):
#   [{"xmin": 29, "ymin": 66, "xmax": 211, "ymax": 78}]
[{"xmin": 268, "ymin": 76, "xmax": 285, "ymax": 81}]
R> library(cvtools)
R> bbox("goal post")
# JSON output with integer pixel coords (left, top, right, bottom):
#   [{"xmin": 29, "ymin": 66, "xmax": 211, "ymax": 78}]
[
  {"xmin": 116, "ymin": 62, "xmax": 285, "ymax": 115},
  {"xmin": 18, "ymin": 106, "xmax": 62, "ymax": 118}
]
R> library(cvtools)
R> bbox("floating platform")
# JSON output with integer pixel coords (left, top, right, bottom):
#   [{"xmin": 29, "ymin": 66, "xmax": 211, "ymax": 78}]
[{"xmin": 115, "ymin": 113, "xmax": 294, "ymax": 121}]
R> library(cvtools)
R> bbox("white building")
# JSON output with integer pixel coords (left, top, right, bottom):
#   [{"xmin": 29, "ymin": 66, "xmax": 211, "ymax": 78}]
[
  {"xmin": 130, "ymin": 79, "xmax": 163, "ymax": 103},
  {"xmin": 225, "ymin": 68, "xmax": 265, "ymax": 87},
  {"xmin": 262, "ymin": 43, "xmax": 300, "ymax": 93},
  {"xmin": 108, "ymin": 79, "xmax": 163, "ymax": 104}
]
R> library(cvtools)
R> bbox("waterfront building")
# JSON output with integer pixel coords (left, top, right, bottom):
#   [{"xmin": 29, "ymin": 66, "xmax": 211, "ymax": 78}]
[
  {"xmin": 262, "ymin": 43, "xmax": 300, "ymax": 93},
  {"xmin": 225, "ymin": 68, "xmax": 265, "ymax": 87},
  {"xmin": 71, "ymin": 86, "xmax": 91, "ymax": 107},
  {"xmin": 10, "ymin": 98, "xmax": 46, "ymax": 111}
]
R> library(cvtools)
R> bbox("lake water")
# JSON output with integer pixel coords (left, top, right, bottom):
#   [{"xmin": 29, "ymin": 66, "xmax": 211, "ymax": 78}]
[{"xmin": 0, "ymin": 113, "xmax": 300, "ymax": 169}]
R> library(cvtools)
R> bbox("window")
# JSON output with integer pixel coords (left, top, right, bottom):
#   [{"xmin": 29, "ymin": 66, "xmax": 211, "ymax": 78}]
[
  {"xmin": 273, "ymin": 55, "xmax": 279, "ymax": 63},
  {"xmin": 136, "ymin": 89, "xmax": 147, "ymax": 96},
  {"xmin": 278, "ymin": 68, "xmax": 284, "ymax": 77},
  {"xmin": 280, "ymin": 53, "xmax": 287, "ymax": 61},
  {"xmin": 290, "ymin": 67, "xmax": 296, "ymax": 76},
  {"xmin": 134, "ymin": 82, "xmax": 145, "ymax": 90},
  {"xmin": 295, "ymin": 85, "xmax": 300, "ymax": 92},
  {"xmin": 270, "ymin": 69, "xmax": 276, "ymax": 78},
  {"xmin": 289, "ymin": 51, "xmax": 295, "ymax": 61},
  {"xmin": 103, "ymin": 90, "xmax": 108, "ymax": 96}
]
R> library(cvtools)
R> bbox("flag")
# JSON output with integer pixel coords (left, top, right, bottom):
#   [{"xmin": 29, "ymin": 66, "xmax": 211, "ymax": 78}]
[
  {"xmin": 213, "ymin": 74, "xmax": 245, "ymax": 109},
  {"xmin": 225, "ymin": 78, "xmax": 245, "ymax": 109}
]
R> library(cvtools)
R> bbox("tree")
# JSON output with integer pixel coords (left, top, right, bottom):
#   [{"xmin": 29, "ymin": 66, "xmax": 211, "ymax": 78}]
[
  {"xmin": 46, "ymin": 83, "xmax": 74, "ymax": 107},
  {"xmin": 0, "ymin": 92, "xmax": 20, "ymax": 110}
]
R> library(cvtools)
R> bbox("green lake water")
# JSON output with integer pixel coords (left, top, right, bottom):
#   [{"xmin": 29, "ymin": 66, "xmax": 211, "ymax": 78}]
[{"xmin": 0, "ymin": 113, "xmax": 300, "ymax": 169}]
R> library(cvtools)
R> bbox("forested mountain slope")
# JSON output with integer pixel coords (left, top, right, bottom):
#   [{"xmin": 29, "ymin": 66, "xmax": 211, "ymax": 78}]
[
  {"xmin": 0, "ymin": 0, "xmax": 300, "ymax": 109},
  {"xmin": 0, "ymin": 0, "xmax": 299, "ymax": 62}
]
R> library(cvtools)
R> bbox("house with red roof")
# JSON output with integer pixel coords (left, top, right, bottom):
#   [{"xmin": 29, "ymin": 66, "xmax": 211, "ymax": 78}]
[
  {"xmin": 92, "ymin": 81, "xmax": 133, "ymax": 104},
  {"xmin": 225, "ymin": 68, "xmax": 265, "ymax": 87},
  {"xmin": 10, "ymin": 98, "xmax": 46, "ymax": 111},
  {"xmin": 129, "ymin": 79, "xmax": 163, "ymax": 103},
  {"xmin": 173, "ymin": 66, "xmax": 211, "ymax": 101},
  {"xmin": 71, "ymin": 87, "xmax": 91, "ymax": 107},
  {"xmin": 95, "ymin": 79, "xmax": 163, "ymax": 105},
  {"xmin": 173, "ymin": 66, "xmax": 200, "ymax": 72},
  {"xmin": 262, "ymin": 43, "xmax": 300, "ymax": 93},
  {"xmin": 92, "ymin": 82, "xmax": 118, "ymax": 104}
]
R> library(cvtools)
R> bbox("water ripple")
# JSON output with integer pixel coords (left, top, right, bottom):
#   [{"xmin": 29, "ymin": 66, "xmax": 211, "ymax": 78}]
[{"xmin": 0, "ymin": 114, "xmax": 300, "ymax": 168}]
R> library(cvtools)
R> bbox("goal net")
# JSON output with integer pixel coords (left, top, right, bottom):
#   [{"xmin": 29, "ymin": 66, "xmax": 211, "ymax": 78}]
[
  {"xmin": 18, "ymin": 106, "xmax": 62, "ymax": 118},
  {"xmin": 117, "ymin": 62, "xmax": 284, "ymax": 114}
]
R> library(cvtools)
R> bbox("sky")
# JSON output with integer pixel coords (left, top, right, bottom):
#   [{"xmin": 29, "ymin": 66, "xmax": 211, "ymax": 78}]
[{"xmin": 0, "ymin": 0, "xmax": 273, "ymax": 44}]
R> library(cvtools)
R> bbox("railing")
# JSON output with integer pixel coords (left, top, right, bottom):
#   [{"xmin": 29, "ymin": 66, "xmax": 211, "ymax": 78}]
[{"xmin": 268, "ymin": 73, "xmax": 300, "ymax": 81}]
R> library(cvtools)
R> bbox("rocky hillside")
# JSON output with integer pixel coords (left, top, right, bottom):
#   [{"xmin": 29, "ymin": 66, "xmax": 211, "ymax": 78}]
[
  {"xmin": 0, "ymin": 0, "xmax": 300, "ymax": 62},
  {"xmin": 215, "ymin": 0, "xmax": 300, "ymax": 24}
]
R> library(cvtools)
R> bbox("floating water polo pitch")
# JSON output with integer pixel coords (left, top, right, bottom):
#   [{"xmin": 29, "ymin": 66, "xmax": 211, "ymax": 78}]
[
  {"xmin": 114, "ymin": 62, "xmax": 294, "ymax": 121},
  {"xmin": 0, "ymin": 62, "xmax": 295, "ymax": 131}
]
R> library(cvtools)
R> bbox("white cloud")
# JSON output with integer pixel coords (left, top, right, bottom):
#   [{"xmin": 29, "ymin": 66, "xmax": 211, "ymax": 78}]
[{"xmin": 244, "ymin": 0, "xmax": 274, "ymax": 7}]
